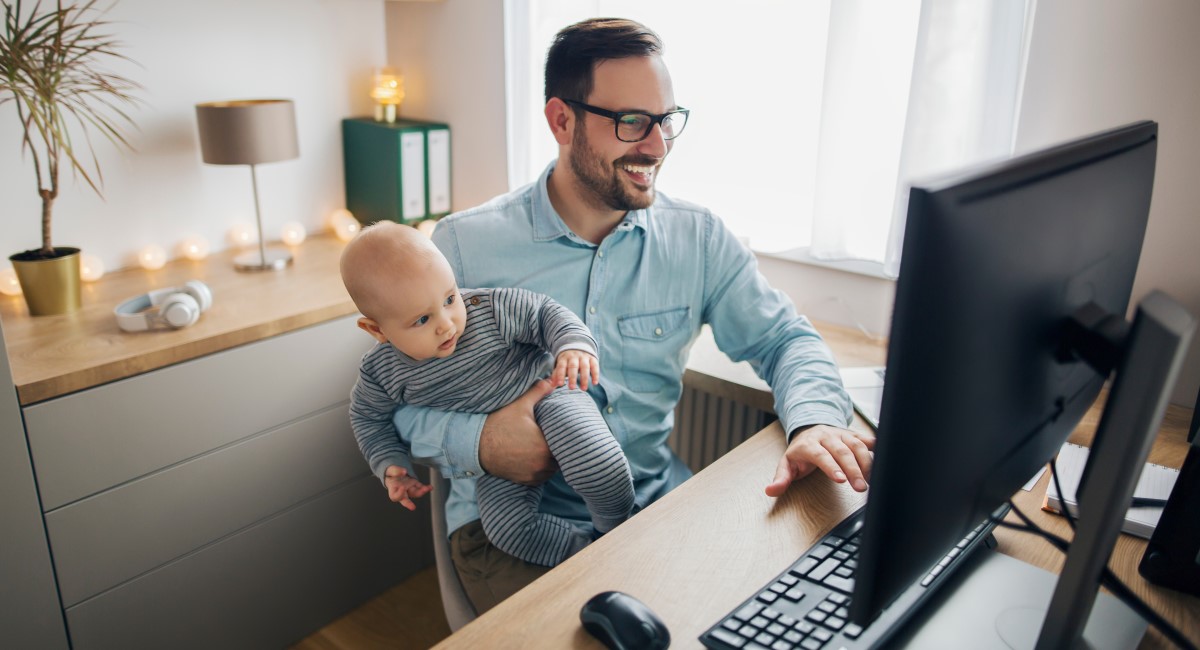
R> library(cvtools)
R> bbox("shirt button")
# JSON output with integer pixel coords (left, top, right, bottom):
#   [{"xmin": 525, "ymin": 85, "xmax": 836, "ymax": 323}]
[
  {"xmin": 654, "ymin": 327, "xmax": 663, "ymax": 336},
  {"xmin": 606, "ymin": 406, "xmax": 614, "ymax": 414},
  {"xmin": 464, "ymin": 471, "xmax": 475, "ymax": 477},
  {"xmin": 597, "ymin": 251, "xmax": 605, "ymax": 258},
  {"xmin": 589, "ymin": 306, "xmax": 596, "ymax": 314}
]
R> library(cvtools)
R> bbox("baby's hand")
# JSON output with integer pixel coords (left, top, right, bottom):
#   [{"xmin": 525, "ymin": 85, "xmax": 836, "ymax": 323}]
[
  {"xmin": 384, "ymin": 466, "xmax": 432, "ymax": 511},
  {"xmin": 552, "ymin": 349, "xmax": 600, "ymax": 391}
]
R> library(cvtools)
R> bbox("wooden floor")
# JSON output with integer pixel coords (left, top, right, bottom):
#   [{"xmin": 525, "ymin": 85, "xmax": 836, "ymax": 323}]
[{"xmin": 290, "ymin": 566, "xmax": 452, "ymax": 650}]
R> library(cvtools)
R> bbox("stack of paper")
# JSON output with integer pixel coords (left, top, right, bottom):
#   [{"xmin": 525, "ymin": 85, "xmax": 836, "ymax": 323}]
[{"xmin": 1042, "ymin": 441, "xmax": 1180, "ymax": 539}]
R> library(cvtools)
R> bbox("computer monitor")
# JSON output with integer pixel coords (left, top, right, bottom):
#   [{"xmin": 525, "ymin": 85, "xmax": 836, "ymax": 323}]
[{"xmin": 849, "ymin": 121, "xmax": 1174, "ymax": 634}]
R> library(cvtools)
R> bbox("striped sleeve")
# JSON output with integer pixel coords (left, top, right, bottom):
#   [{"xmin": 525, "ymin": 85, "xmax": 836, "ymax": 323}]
[
  {"xmin": 349, "ymin": 363, "xmax": 415, "ymax": 481},
  {"xmin": 489, "ymin": 288, "xmax": 597, "ymax": 358}
]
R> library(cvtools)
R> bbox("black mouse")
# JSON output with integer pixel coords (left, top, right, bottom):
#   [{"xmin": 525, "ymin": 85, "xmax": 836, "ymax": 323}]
[{"xmin": 580, "ymin": 590, "xmax": 670, "ymax": 650}]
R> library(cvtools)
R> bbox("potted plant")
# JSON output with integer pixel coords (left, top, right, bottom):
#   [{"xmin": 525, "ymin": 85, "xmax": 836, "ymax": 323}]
[{"xmin": 1, "ymin": 0, "xmax": 139, "ymax": 315}]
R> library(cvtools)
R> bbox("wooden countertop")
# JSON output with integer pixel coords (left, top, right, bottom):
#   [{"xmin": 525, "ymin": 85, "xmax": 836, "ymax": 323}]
[{"xmin": 0, "ymin": 235, "xmax": 356, "ymax": 406}]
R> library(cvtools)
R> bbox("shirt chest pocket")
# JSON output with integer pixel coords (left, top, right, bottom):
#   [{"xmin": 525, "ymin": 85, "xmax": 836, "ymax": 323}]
[{"xmin": 617, "ymin": 306, "xmax": 691, "ymax": 392}]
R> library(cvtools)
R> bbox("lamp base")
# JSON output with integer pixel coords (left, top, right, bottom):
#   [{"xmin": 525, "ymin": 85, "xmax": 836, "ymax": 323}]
[{"xmin": 233, "ymin": 248, "xmax": 293, "ymax": 272}]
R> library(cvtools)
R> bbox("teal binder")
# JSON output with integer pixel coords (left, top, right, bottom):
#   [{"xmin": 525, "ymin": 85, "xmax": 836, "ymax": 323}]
[{"xmin": 342, "ymin": 117, "xmax": 452, "ymax": 225}]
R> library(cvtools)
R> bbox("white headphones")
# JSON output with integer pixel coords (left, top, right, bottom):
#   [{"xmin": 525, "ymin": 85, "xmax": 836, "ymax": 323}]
[{"xmin": 114, "ymin": 280, "xmax": 213, "ymax": 332}]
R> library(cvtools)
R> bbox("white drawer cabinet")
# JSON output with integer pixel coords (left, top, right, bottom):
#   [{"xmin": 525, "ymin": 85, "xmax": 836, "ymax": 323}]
[{"xmin": 17, "ymin": 316, "xmax": 434, "ymax": 649}]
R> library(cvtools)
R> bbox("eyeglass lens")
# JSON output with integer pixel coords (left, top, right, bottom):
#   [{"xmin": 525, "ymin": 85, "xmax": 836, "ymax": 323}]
[{"xmin": 616, "ymin": 111, "xmax": 687, "ymax": 142}]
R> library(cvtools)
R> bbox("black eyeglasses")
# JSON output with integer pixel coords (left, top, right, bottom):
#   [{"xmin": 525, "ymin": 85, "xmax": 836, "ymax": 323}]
[{"xmin": 563, "ymin": 99, "xmax": 690, "ymax": 143}]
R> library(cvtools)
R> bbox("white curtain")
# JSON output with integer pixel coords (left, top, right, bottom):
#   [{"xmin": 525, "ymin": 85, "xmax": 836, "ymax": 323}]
[{"xmin": 504, "ymin": 0, "xmax": 1033, "ymax": 272}]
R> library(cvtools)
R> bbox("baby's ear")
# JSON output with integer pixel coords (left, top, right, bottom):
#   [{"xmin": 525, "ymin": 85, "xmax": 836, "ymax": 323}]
[{"xmin": 357, "ymin": 317, "xmax": 389, "ymax": 343}]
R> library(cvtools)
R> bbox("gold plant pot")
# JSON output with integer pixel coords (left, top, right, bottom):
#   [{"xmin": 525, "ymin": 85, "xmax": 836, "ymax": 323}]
[{"xmin": 10, "ymin": 247, "xmax": 83, "ymax": 316}]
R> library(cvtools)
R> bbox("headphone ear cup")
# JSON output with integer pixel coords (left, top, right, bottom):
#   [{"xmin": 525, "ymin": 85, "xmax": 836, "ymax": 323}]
[
  {"xmin": 160, "ymin": 293, "xmax": 201, "ymax": 328},
  {"xmin": 181, "ymin": 280, "xmax": 213, "ymax": 312}
]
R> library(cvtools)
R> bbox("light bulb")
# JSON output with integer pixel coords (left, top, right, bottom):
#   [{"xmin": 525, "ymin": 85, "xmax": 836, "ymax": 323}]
[
  {"xmin": 0, "ymin": 268, "xmax": 23, "ymax": 296},
  {"xmin": 281, "ymin": 221, "xmax": 307, "ymax": 246},
  {"xmin": 138, "ymin": 245, "xmax": 167, "ymax": 270},
  {"xmin": 228, "ymin": 222, "xmax": 258, "ymax": 247},
  {"xmin": 415, "ymin": 219, "xmax": 438, "ymax": 237},
  {"xmin": 179, "ymin": 235, "xmax": 210, "ymax": 261},
  {"xmin": 331, "ymin": 209, "xmax": 360, "ymax": 242},
  {"xmin": 80, "ymin": 254, "xmax": 105, "ymax": 281}
]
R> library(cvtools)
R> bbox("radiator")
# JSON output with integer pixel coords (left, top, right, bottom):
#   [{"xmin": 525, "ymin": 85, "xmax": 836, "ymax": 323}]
[{"xmin": 669, "ymin": 384, "xmax": 776, "ymax": 474}]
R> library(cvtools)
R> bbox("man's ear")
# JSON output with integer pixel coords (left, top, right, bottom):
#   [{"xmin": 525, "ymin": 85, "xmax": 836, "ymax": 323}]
[
  {"xmin": 357, "ymin": 317, "xmax": 389, "ymax": 344},
  {"xmin": 544, "ymin": 97, "xmax": 574, "ymax": 146}
]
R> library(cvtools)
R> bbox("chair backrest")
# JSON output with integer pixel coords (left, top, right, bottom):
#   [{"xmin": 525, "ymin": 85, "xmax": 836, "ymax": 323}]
[{"xmin": 430, "ymin": 468, "xmax": 478, "ymax": 631}]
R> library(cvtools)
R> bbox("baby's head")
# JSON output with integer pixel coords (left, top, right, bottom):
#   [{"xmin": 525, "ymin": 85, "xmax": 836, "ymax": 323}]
[{"xmin": 340, "ymin": 221, "xmax": 467, "ymax": 360}]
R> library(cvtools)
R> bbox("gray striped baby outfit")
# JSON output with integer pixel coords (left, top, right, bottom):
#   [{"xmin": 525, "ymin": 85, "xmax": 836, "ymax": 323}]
[{"xmin": 350, "ymin": 287, "xmax": 634, "ymax": 566}]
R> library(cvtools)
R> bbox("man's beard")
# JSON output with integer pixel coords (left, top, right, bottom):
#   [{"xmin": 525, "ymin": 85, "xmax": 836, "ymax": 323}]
[{"xmin": 568, "ymin": 122, "xmax": 659, "ymax": 212}]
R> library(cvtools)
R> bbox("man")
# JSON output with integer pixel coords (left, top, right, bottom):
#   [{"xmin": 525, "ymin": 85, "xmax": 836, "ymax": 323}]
[{"xmin": 393, "ymin": 17, "xmax": 875, "ymax": 613}]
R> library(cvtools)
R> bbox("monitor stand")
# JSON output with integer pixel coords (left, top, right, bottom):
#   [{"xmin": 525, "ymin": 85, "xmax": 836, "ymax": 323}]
[{"xmin": 889, "ymin": 547, "xmax": 1145, "ymax": 649}]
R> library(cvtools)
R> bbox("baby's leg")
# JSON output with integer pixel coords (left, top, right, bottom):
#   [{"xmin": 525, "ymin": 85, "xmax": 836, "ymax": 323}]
[
  {"xmin": 475, "ymin": 474, "xmax": 591, "ymax": 567},
  {"xmin": 535, "ymin": 388, "xmax": 634, "ymax": 533}
]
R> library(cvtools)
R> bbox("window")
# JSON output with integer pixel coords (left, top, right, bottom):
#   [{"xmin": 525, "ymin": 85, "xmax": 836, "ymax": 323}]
[{"xmin": 505, "ymin": 0, "xmax": 1032, "ymax": 273}]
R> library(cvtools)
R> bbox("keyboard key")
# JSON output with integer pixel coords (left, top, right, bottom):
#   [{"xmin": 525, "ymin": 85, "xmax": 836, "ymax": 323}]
[
  {"xmin": 823, "ymin": 616, "xmax": 846, "ymax": 631},
  {"xmin": 722, "ymin": 618, "xmax": 742, "ymax": 632},
  {"xmin": 811, "ymin": 628, "xmax": 834, "ymax": 642},
  {"xmin": 842, "ymin": 542, "xmax": 859, "ymax": 554},
  {"xmin": 843, "ymin": 623, "xmax": 864, "ymax": 639},
  {"xmin": 833, "ymin": 550, "xmax": 851, "ymax": 561},
  {"xmin": 834, "ymin": 566, "xmax": 854, "ymax": 578},
  {"xmin": 825, "ymin": 535, "xmax": 847, "ymax": 547},
  {"xmin": 781, "ymin": 574, "xmax": 800, "ymax": 586},
  {"xmin": 710, "ymin": 628, "xmax": 748, "ymax": 647},
  {"xmin": 827, "ymin": 593, "xmax": 849, "ymax": 605},
  {"xmin": 772, "ymin": 641, "xmax": 792, "ymax": 650},
  {"xmin": 817, "ymin": 601, "xmax": 838, "ymax": 614},
  {"xmin": 746, "ymin": 644, "xmax": 771, "ymax": 650},
  {"xmin": 784, "ymin": 630, "xmax": 804, "ymax": 643},
  {"xmin": 796, "ymin": 621, "xmax": 816, "ymax": 634},
  {"xmin": 809, "ymin": 544, "xmax": 835, "ymax": 560},
  {"xmin": 741, "ymin": 624, "xmax": 760, "ymax": 637},
  {"xmin": 770, "ymin": 582, "xmax": 789, "ymax": 594},
  {"xmin": 792, "ymin": 558, "xmax": 820, "ymax": 577},
  {"xmin": 778, "ymin": 614, "xmax": 797, "ymax": 627},
  {"xmin": 806, "ymin": 610, "xmax": 828, "ymax": 624},
  {"xmin": 750, "ymin": 616, "xmax": 769, "ymax": 629},
  {"xmin": 735, "ymin": 602, "xmax": 764, "ymax": 621},
  {"xmin": 784, "ymin": 587, "xmax": 807, "ymax": 602},
  {"xmin": 755, "ymin": 632, "xmax": 775, "ymax": 645},
  {"xmin": 823, "ymin": 574, "xmax": 855, "ymax": 593},
  {"xmin": 801, "ymin": 638, "xmax": 824, "ymax": 649},
  {"xmin": 834, "ymin": 607, "xmax": 849, "ymax": 619},
  {"xmin": 758, "ymin": 591, "xmax": 780, "ymax": 604},
  {"xmin": 767, "ymin": 623, "xmax": 786, "ymax": 636},
  {"xmin": 808, "ymin": 558, "xmax": 841, "ymax": 582},
  {"xmin": 762, "ymin": 608, "xmax": 782, "ymax": 620}
]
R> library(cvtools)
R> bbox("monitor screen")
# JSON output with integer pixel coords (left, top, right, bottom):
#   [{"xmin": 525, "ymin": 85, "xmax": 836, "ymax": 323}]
[{"xmin": 850, "ymin": 121, "xmax": 1159, "ymax": 624}]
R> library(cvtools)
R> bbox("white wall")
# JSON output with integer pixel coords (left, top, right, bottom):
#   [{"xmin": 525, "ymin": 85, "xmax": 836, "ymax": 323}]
[
  {"xmin": 1018, "ymin": 0, "xmax": 1200, "ymax": 406},
  {"xmin": 384, "ymin": 0, "xmax": 1200, "ymax": 405},
  {"xmin": 0, "ymin": 0, "xmax": 386, "ymax": 272},
  {"xmin": 384, "ymin": 0, "xmax": 509, "ymax": 211}
]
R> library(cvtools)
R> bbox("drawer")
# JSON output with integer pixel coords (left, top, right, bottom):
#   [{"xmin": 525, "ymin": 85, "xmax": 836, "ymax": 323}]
[
  {"xmin": 46, "ymin": 404, "xmax": 367, "ymax": 607},
  {"xmin": 25, "ymin": 316, "xmax": 372, "ymax": 510},
  {"xmin": 64, "ymin": 473, "xmax": 434, "ymax": 650}
]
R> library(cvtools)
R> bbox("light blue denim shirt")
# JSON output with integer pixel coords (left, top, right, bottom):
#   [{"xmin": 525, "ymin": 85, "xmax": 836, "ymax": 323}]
[{"xmin": 395, "ymin": 161, "xmax": 852, "ymax": 537}]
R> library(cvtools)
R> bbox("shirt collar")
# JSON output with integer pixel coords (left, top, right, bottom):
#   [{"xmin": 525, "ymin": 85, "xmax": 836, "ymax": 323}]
[{"xmin": 531, "ymin": 160, "xmax": 649, "ymax": 243}]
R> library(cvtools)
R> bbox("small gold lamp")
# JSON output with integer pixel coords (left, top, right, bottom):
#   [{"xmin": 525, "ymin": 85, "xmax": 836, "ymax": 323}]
[
  {"xmin": 370, "ymin": 67, "xmax": 405, "ymax": 123},
  {"xmin": 195, "ymin": 99, "xmax": 300, "ymax": 271}
]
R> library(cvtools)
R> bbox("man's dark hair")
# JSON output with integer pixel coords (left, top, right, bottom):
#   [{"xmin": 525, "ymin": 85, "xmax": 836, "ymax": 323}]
[{"xmin": 544, "ymin": 18, "xmax": 663, "ymax": 104}]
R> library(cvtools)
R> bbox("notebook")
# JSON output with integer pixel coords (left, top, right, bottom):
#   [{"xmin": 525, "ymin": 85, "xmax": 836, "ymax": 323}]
[
  {"xmin": 840, "ymin": 366, "xmax": 886, "ymax": 430},
  {"xmin": 1042, "ymin": 441, "xmax": 1180, "ymax": 539}
]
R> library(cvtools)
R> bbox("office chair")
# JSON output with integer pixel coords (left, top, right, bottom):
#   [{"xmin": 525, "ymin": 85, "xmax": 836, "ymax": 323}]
[{"xmin": 430, "ymin": 468, "xmax": 478, "ymax": 631}]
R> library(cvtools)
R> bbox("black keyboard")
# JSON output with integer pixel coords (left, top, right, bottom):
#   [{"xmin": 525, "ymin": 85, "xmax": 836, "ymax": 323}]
[{"xmin": 699, "ymin": 506, "xmax": 1000, "ymax": 650}]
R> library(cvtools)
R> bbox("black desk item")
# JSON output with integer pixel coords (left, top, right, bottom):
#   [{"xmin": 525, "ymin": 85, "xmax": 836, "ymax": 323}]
[
  {"xmin": 581, "ymin": 591, "xmax": 670, "ymax": 650},
  {"xmin": 1138, "ymin": 393, "xmax": 1200, "ymax": 597}
]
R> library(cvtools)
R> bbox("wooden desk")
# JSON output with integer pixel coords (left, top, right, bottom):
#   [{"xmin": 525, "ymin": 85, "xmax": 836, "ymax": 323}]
[{"xmin": 436, "ymin": 323, "xmax": 1198, "ymax": 649}]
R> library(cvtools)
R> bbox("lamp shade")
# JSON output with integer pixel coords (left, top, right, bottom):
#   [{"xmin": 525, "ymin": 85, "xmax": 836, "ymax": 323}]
[{"xmin": 195, "ymin": 99, "xmax": 299, "ymax": 165}]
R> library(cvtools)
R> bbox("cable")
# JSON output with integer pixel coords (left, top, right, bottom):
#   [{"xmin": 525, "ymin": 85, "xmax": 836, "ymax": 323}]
[{"xmin": 990, "ymin": 500, "xmax": 1197, "ymax": 650}]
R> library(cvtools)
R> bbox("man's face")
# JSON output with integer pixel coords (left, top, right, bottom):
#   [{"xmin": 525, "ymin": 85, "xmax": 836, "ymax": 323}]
[{"xmin": 567, "ymin": 55, "xmax": 677, "ymax": 212}]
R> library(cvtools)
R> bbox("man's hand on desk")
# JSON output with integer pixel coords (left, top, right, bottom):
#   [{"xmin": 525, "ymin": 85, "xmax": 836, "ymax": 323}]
[
  {"xmin": 765, "ymin": 425, "xmax": 875, "ymax": 497},
  {"xmin": 479, "ymin": 379, "xmax": 559, "ymax": 486}
]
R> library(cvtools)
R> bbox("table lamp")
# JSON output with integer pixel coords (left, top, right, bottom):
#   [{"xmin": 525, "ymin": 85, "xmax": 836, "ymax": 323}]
[
  {"xmin": 195, "ymin": 99, "xmax": 299, "ymax": 271},
  {"xmin": 370, "ymin": 67, "xmax": 404, "ymax": 123}
]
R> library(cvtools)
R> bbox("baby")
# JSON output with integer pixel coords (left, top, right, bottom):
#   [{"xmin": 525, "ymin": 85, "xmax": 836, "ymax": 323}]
[{"xmin": 341, "ymin": 221, "xmax": 634, "ymax": 567}]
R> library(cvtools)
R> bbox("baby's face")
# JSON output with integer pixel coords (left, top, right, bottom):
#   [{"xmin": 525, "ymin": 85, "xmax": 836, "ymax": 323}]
[{"xmin": 373, "ymin": 258, "xmax": 467, "ymax": 360}]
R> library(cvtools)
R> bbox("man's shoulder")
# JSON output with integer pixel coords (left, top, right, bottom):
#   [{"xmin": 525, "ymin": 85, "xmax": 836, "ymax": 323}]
[{"xmin": 438, "ymin": 186, "xmax": 533, "ymax": 231}]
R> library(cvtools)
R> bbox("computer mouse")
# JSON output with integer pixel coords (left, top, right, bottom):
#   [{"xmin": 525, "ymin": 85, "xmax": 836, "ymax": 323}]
[{"xmin": 580, "ymin": 590, "xmax": 670, "ymax": 650}]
